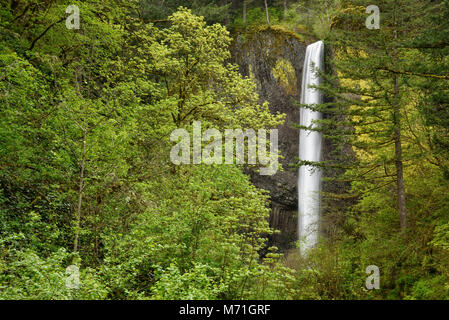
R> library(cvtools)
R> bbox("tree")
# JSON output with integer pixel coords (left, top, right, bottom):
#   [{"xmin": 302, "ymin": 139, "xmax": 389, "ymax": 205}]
[
  {"xmin": 0, "ymin": 2, "xmax": 289, "ymax": 299},
  {"xmin": 315, "ymin": 0, "xmax": 436, "ymax": 232},
  {"xmin": 283, "ymin": 0, "xmax": 287, "ymax": 18},
  {"xmin": 264, "ymin": 0, "xmax": 270, "ymax": 25},
  {"xmin": 147, "ymin": 7, "xmax": 284, "ymax": 131},
  {"xmin": 412, "ymin": 0, "xmax": 449, "ymax": 175}
]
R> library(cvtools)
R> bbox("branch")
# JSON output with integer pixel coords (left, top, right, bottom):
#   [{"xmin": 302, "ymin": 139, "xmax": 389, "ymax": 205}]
[
  {"xmin": 28, "ymin": 16, "xmax": 65, "ymax": 51},
  {"xmin": 12, "ymin": 3, "xmax": 34, "ymax": 22},
  {"xmin": 377, "ymin": 67, "xmax": 449, "ymax": 80}
]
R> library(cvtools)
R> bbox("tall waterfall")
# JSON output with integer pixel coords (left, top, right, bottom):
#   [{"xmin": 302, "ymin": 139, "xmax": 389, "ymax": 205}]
[{"xmin": 298, "ymin": 40, "xmax": 324, "ymax": 254}]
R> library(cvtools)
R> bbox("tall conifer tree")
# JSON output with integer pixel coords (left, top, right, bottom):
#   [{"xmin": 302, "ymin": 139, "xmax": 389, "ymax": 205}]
[{"xmin": 312, "ymin": 0, "xmax": 436, "ymax": 231}]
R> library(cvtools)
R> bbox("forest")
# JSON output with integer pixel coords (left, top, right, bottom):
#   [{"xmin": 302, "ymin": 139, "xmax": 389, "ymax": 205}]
[{"xmin": 1, "ymin": 0, "xmax": 449, "ymax": 300}]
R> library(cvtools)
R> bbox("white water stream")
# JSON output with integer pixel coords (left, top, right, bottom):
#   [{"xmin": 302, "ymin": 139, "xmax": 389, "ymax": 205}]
[{"xmin": 298, "ymin": 40, "xmax": 324, "ymax": 254}]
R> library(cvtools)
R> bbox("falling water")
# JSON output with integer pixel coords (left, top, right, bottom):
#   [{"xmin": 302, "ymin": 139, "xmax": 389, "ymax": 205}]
[{"xmin": 298, "ymin": 40, "xmax": 324, "ymax": 254}]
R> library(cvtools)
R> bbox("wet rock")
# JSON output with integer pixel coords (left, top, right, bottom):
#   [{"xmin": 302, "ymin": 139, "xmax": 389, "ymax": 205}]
[{"xmin": 232, "ymin": 28, "xmax": 307, "ymax": 250}]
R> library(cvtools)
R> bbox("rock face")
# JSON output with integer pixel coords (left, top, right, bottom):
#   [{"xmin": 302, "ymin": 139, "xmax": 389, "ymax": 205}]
[
  {"xmin": 232, "ymin": 28, "xmax": 312, "ymax": 250},
  {"xmin": 232, "ymin": 28, "xmax": 351, "ymax": 252}
]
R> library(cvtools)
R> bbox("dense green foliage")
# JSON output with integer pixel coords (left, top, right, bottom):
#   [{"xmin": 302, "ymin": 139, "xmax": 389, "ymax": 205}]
[
  {"xmin": 0, "ymin": 1, "xmax": 288, "ymax": 299},
  {"xmin": 307, "ymin": 0, "xmax": 449, "ymax": 299},
  {"xmin": 1, "ymin": 0, "xmax": 449, "ymax": 300}
]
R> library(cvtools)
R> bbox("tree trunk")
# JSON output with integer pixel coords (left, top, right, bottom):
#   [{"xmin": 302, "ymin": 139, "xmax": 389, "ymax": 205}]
[
  {"xmin": 393, "ymin": 24, "xmax": 407, "ymax": 231},
  {"xmin": 243, "ymin": 1, "xmax": 247, "ymax": 24},
  {"xmin": 283, "ymin": 0, "xmax": 287, "ymax": 18},
  {"xmin": 393, "ymin": 75, "xmax": 407, "ymax": 231},
  {"xmin": 73, "ymin": 104, "xmax": 88, "ymax": 253},
  {"xmin": 264, "ymin": 0, "xmax": 270, "ymax": 25}
]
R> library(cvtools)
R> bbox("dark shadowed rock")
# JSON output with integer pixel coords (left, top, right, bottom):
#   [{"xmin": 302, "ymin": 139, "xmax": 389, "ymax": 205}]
[
  {"xmin": 231, "ymin": 28, "xmax": 310, "ymax": 250},
  {"xmin": 232, "ymin": 27, "xmax": 352, "ymax": 251},
  {"xmin": 231, "ymin": 27, "xmax": 350, "ymax": 251}
]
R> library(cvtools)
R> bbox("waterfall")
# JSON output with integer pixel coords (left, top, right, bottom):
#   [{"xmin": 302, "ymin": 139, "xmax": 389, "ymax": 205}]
[{"xmin": 298, "ymin": 40, "xmax": 324, "ymax": 254}]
